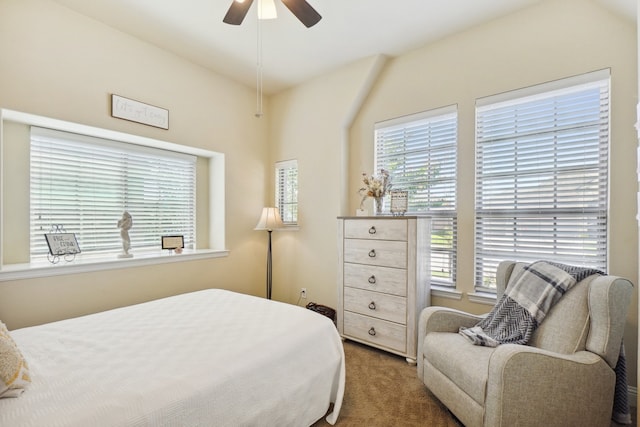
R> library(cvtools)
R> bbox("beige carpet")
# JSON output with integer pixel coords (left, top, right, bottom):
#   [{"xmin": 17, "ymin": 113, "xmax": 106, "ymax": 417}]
[
  {"xmin": 314, "ymin": 339, "xmax": 636, "ymax": 427},
  {"xmin": 312, "ymin": 340, "xmax": 462, "ymax": 427}
]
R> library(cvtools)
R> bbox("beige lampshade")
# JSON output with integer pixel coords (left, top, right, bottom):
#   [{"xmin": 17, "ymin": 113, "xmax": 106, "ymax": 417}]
[{"xmin": 254, "ymin": 207, "xmax": 283, "ymax": 231}]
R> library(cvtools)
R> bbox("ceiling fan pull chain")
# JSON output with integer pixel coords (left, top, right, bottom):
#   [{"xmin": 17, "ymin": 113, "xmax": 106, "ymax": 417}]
[
  {"xmin": 222, "ymin": 0, "xmax": 322, "ymax": 117},
  {"xmin": 255, "ymin": 7, "xmax": 264, "ymax": 118}
]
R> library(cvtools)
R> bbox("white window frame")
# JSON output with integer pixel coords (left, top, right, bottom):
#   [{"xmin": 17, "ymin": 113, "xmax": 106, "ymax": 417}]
[
  {"xmin": 0, "ymin": 109, "xmax": 227, "ymax": 281},
  {"xmin": 275, "ymin": 159, "xmax": 298, "ymax": 226},
  {"xmin": 474, "ymin": 69, "xmax": 610, "ymax": 291},
  {"xmin": 375, "ymin": 105, "xmax": 458, "ymax": 287},
  {"xmin": 30, "ymin": 127, "xmax": 197, "ymax": 258}
]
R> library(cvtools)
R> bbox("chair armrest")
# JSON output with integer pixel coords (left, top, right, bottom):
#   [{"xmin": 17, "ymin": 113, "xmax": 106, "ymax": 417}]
[
  {"xmin": 485, "ymin": 346, "xmax": 615, "ymax": 427},
  {"xmin": 419, "ymin": 306, "xmax": 484, "ymax": 335},
  {"xmin": 417, "ymin": 306, "xmax": 484, "ymax": 378},
  {"xmin": 587, "ymin": 275, "xmax": 633, "ymax": 367}
]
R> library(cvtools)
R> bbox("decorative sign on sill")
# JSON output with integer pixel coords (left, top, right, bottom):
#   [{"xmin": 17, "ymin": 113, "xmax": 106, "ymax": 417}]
[
  {"xmin": 45, "ymin": 232, "xmax": 81, "ymax": 264},
  {"xmin": 111, "ymin": 94, "xmax": 169, "ymax": 130}
]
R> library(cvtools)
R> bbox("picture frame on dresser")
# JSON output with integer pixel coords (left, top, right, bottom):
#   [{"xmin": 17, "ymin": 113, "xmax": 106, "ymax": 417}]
[{"xmin": 336, "ymin": 216, "xmax": 430, "ymax": 364}]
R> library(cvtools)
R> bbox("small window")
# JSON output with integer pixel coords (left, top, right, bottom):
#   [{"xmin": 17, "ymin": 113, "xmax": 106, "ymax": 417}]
[
  {"xmin": 475, "ymin": 70, "xmax": 610, "ymax": 291},
  {"xmin": 375, "ymin": 105, "xmax": 458, "ymax": 286},
  {"xmin": 275, "ymin": 159, "xmax": 298, "ymax": 225},
  {"xmin": 30, "ymin": 127, "xmax": 196, "ymax": 259}
]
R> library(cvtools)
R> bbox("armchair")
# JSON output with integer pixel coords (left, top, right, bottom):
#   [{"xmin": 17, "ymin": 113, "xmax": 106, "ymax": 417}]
[{"xmin": 417, "ymin": 261, "xmax": 633, "ymax": 427}]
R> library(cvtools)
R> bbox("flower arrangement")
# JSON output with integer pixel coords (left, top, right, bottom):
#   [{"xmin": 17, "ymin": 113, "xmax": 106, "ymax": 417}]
[{"xmin": 359, "ymin": 169, "xmax": 392, "ymax": 208}]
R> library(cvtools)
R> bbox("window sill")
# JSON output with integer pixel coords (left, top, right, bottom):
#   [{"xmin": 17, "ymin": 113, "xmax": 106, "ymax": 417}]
[
  {"xmin": 430, "ymin": 285, "xmax": 463, "ymax": 300},
  {"xmin": 467, "ymin": 291, "xmax": 497, "ymax": 306},
  {"xmin": 0, "ymin": 249, "xmax": 229, "ymax": 282}
]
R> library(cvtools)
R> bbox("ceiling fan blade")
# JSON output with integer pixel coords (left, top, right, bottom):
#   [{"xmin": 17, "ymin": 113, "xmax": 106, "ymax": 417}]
[
  {"xmin": 223, "ymin": 0, "xmax": 255, "ymax": 25},
  {"xmin": 281, "ymin": 0, "xmax": 322, "ymax": 28}
]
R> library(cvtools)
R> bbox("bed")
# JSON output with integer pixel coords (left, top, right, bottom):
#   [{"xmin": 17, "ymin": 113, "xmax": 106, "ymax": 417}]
[{"xmin": 0, "ymin": 289, "xmax": 345, "ymax": 426}]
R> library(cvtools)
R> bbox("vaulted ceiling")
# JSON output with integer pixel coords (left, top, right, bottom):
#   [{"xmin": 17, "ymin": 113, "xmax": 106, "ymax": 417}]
[{"xmin": 51, "ymin": 0, "xmax": 636, "ymax": 94}]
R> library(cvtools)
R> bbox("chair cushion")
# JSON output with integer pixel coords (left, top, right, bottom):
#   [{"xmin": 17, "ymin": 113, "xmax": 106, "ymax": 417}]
[
  {"xmin": 423, "ymin": 332, "xmax": 494, "ymax": 405},
  {"xmin": 528, "ymin": 275, "xmax": 593, "ymax": 354}
]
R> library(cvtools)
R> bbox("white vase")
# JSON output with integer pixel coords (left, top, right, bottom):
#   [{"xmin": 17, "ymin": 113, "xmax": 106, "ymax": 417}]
[{"xmin": 374, "ymin": 197, "xmax": 385, "ymax": 215}]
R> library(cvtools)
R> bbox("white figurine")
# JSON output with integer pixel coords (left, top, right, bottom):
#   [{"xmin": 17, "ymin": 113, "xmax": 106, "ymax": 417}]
[{"xmin": 117, "ymin": 211, "xmax": 133, "ymax": 258}]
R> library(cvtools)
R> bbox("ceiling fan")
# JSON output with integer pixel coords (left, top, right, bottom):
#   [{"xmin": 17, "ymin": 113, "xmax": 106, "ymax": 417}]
[{"xmin": 223, "ymin": 0, "xmax": 322, "ymax": 28}]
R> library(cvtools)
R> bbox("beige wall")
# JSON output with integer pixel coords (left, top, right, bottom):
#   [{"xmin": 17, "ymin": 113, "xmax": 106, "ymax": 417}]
[
  {"xmin": 271, "ymin": 0, "xmax": 639, "ymax": 388},
  {"xmin": 1, "ymin": 0, "xmax": 638, "ymax": 395},
  {"xmin": 268, "ymin": 55, "xmax": 386, "ymax": 305},
  {"xmin": 0, "ymin": 0, "xmax": 269, "ymax": 328}
]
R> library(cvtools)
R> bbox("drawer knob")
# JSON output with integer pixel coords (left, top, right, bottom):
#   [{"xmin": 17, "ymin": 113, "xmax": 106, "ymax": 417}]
[
  {"xmin": 368, "ymin": 327, "xmax": 376, "ymax": 336},
  {"xmin": 368, "ymin": 249, "xmax": 376, "ymax": 258},
  {"xmin": 368, "ymin": 275, "xmax": 376, "ymax": 284},
  {"xmin": 368, "ymin": 301, "xmax": 376, "ymax": 310},
  {"xmin": 368, "ymin": 226, "xmax": 377, "ymax": 234}
]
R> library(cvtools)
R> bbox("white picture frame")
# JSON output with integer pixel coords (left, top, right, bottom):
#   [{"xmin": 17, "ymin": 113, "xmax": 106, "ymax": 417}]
[
  {"xmin": 390, "ymin": 190, "xmax": 408, "ymax": 216},
  {"xmin": 161, "ymin": 235, "xmax": 184, "ymax": 250}
]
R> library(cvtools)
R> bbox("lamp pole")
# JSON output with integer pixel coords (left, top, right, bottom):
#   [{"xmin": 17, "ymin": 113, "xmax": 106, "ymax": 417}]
[
  {"xmin": 255, "ymin": 207, "xmax": 283, "ymax": 300},
  {"xmin": 266, "ymin": 229, "xmax": 273, "ymax": 299}
]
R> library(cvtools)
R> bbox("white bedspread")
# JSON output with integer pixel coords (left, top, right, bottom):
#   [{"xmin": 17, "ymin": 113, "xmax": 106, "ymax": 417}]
[{"xmin": 0, "ymin": 289, "xmax": 345, "ymax": 426}]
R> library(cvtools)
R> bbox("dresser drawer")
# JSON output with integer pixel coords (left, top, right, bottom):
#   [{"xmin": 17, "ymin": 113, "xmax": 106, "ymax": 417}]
[
  {"xmin": 343, "ymin": 239, "xmax": 407, "ymax": 268},
  {"xmin": 344, "ymin": 287, "xmax": 406, "ymax": 324},
  {"xmin": 343, "ymin": 263, "xmax": 406, "ymax": 296},
  {"xmin": 344, "ymin": 219, "xmax": 407, "ymax": 241},
  {"xmin": 343, "ymin": 311, "xmax": 407, "ymax": 353}
]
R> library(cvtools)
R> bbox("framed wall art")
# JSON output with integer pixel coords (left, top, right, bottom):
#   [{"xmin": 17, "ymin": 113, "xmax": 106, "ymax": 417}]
[{"xmin": 111, "ymin": 94, "xmax": 169, "ymax": 130}]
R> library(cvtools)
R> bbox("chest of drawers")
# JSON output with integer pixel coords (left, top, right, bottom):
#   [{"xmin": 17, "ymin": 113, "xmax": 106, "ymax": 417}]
[{"xmin": 337, "ymin": 216, "xmax": 430, "ymax": 363}]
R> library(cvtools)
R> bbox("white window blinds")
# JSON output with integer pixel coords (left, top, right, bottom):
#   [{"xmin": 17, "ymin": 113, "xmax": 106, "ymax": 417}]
[
  {"xmin": 30, "ymin": 127, "xmax": 196, "ymax": 258},
  {"xmin": 475, "ymin": 70, "xmax": 609, "ymax": 290},
  {"xmin": 275, "ymin": 159, "xmax": 298, "ymax": 225},
  {"xmin": 375, "ymin": 106, "xmax": 457, "ymax": 286}
]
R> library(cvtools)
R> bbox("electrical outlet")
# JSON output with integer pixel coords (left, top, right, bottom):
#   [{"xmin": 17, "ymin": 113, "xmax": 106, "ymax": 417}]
[{"xmin": 300, "ymin": 288, "xmax": 307, "ymax": 299}]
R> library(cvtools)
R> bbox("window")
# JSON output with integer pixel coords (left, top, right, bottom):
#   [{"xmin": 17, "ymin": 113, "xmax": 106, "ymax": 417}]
[
  {"xmin": 475, "ymin": 70, "xmax": 609, "ymax": 291},
  {"xmin": 30, "ymin": 127, "xmax": 196, "ymax": 259},
  {"xmin": 275, "ymin": 159, "xmax": 298, "ymax": 225},
  {"xmin": 375, "ymin": 105, "xmax": 457, "ymax": 286}
]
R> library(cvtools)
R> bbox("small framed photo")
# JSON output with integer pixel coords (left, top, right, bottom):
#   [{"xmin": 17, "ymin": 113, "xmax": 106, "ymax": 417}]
[
  {"xmin": 390, "ymin": 190, "xmax": 408, "ymax": 216},
  {"xmin": 161, "ymin": 235, "xmax": 184, "ymax": 250},
  {"xmin": 45, "ymin": 233, "xmax": 81, "ymax": 256}
]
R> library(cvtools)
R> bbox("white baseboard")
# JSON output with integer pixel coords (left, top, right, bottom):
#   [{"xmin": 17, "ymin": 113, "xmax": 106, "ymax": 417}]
[{"xmin": 629, "ymin": 386, "xmax": 637, "ymax": 407}]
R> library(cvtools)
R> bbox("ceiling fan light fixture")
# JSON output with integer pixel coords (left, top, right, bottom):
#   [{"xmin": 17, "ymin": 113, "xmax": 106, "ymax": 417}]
[
  {"xmin": 257, "ymin": 0, "xmax": 277, "ymax": 20},
  {"xmin": 223, "ymin": 0, "xmax": 320, "ymax": 27}
]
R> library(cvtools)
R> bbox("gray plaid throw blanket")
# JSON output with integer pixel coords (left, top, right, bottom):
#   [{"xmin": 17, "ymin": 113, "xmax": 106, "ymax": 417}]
[
  {"xmin": 459, "ymin": 261, "xmax": 600, "ymax": 347},
  {"xmin": 459, "ymin": 261, "xmax": 630, "ymax": 424}
]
